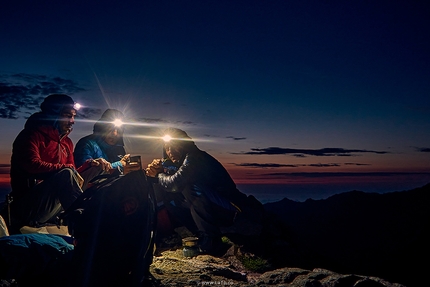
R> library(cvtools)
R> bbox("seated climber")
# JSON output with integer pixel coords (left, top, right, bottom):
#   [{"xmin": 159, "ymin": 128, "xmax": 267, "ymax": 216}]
[
  {"xmin": 74, "ymin": 109, "xmax": 130, "ymax": 189},
  {"xmin": 145, "ymin": 127, "xmax": 249, "ymax": 253},
  {"xmin": 6, "ymin": 94, "xmax": 86, "ymax": 234}
]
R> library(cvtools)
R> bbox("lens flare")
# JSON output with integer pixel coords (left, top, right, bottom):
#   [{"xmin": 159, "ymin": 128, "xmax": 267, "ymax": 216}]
[
  {"xmin": 112, "ymin": 118, "xmax": 123, "ymax": 127},
  {"xmin": 162, "ymin": 135, "xmax": 172, "ymax": 142}
]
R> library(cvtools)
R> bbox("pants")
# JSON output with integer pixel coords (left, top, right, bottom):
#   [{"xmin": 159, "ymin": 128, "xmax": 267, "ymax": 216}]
[
  {"xmin": 156, "ymin": 184, "xmax": 237, "ymax": 237},
  {"xmin": 11, "ymin": 168, "xmax": 83, "ymax": 229}
]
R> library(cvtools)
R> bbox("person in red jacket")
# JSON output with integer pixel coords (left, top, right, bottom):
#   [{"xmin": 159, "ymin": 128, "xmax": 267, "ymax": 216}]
[{"xmin": 8, "ymin": 94, "xmax": 85, "ymax": 234}]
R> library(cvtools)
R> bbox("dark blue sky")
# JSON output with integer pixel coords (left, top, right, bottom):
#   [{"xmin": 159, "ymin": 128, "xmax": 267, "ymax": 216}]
[{"xmin": 1, "ymin": 1, "xmax": 430, "ymax": 192}]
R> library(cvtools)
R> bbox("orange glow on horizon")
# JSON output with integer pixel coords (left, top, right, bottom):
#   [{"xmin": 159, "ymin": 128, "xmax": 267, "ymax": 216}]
[
  {"xmin": 0, "ymin": 174, "xmax": 11, "ymax": 190},
  {"xmin": 226, "ymin": 165, "xmax": 430, "ymax": 186}
]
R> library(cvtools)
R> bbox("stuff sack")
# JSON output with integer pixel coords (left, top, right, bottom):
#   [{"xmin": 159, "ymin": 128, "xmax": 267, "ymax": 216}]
[{"xmin": 63, "ymin": 170, "xmax": 157, "ymax": 287}]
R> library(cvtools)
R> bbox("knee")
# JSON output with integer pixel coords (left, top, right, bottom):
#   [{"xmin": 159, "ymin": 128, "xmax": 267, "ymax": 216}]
[
  {"xmin": 55, "ymin": 168, "xmax": 77, "ymax": 182},
  {"xmin": 60, "ymin": 167, "xmax": 75, "ymax": 174}
]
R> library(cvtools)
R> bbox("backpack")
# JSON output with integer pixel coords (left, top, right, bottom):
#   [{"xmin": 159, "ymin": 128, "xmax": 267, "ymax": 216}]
[{"xmin": 61, "ymin": 169, "xmax": 157, "ymax": 287}]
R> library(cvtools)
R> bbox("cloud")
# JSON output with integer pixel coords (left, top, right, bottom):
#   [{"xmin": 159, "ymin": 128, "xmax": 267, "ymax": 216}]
[
  {"xmin": 236, "ymin": 147, "xmax": 388, "ymax": 157},
  {"xmin": 234, "ymin": 162, "xmax": 356, "ymax": 168},
  {"xmin": 76, "ymin": 107, "xmax": 103, "ymax": 119},
  {"xmin": 137, "ymin": 117, "xmax": 170, "ymax": 124},
  {"xmin": 0, "ymin": 73, "xmax": 86, "ymax": 119},
  {"xmin": 344, "ymin": 163, "xmax": 371, "ymax": 166},
  {"xmin": 234, "ymin": 163, "xmax": 304, "ymax": 168},
  {"xmin": 417, "ymin": 147, "xmax": 430, "ymax": 152},
  {"xmin": 292, "ymin": 154, "xmax": 306, "ymax": 158},
  {"xmin": 0, "ymin": 164, "xmax": 10, "ymax": 174},
  {"xmin": 179, "ymin": 121, "xmax": 194, "ymax": 125},
  {"xmin": 308, "ymin": 163, "xmax": 341, "ymax": 167},
  {"xmin": 226, "ymin": 136, "xmax": 246, "ymax": 141},
  {"xmin": 262, "ymin": 172, "xmax": 430, "ymax": 178},
  {"xmin": 134, "ymin": 117, "xmax": 195, "ymax": 126}
]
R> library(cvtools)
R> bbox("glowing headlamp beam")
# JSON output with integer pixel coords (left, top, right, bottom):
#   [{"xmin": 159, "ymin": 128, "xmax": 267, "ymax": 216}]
[
  {"xmin": 112, "ymin": 118, "xmax": 123, "ymax": 127},
  {"xmin": 162, "ymin": 135, "xmax": 172, "ymax": 142},
  {"xmin": 128, "ymin": 134, "xmax": 213, "ymax": 144}
]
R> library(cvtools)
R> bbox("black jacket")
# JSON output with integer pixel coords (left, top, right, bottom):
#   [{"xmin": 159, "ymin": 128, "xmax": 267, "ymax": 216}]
[{"xmin": 157, "ymin": 144, "xmax": 246, "ymax": 210}]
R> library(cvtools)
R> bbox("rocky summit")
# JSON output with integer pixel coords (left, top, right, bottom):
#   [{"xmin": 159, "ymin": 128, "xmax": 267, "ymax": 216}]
[
  {"xmin": 149, "ymin": 248, "xmax": 405, "ymax": 287},
  {"xmin": 149, "ymin": 183, "xmax": 429, "ymax": 287},
  {"xmin": 149, "ymin": 183, "xmax": 430, "ymax": 287},
  {"xmin": 1, "ymin": 184, "xmax": 428, "ymax": 286}
]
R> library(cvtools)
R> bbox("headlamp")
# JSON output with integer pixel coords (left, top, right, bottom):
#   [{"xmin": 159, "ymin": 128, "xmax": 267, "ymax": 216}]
[
  {"xmin": 112, "ymin": 119, "xmax": 123, "ymax": 127},
  {"xmin": 162, "ymin": 135, "xmax": 172, "ymax": 142}
]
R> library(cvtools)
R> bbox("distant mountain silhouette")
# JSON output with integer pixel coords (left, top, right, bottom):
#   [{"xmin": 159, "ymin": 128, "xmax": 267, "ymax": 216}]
[{"xmin": 263, "ymin": 183, "xmax": 430, "ymax": 287}]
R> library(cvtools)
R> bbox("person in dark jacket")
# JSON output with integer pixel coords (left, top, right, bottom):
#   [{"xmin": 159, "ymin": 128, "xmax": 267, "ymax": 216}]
[
  {"xmin": 145, "ymin": 127, "xmax": 248, "ymax": 253},
  {"xmin": 7, "ymin": 94, "xmax": 84, "ymax": 233},
  {"xmin": 74, "ymin": 109, "xmax": 129, "ymax": 173}
]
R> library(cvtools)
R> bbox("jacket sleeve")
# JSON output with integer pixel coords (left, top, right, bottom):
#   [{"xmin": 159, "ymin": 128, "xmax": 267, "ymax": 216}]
[
  {"xmin": 157, "ymin": 154, "xmax": 195, "ymax": 192},
  {"xmin": 74, "ymin": 139, "xmax": 92, "ymax": 167},
  {"xmin": 110, "ymin": 160, "xmax": 123, "ymax": 169}
]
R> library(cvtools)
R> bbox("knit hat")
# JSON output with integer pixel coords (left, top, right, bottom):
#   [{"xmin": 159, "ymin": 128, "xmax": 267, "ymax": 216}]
[{"xmin": 40, "ymin": 94, "xmax": 76, "ymax": 115}]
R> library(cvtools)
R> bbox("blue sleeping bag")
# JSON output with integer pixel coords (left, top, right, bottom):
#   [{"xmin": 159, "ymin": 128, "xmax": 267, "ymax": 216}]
[{"xmin": 0, "ymin": 233, "xmax": 74, "ymax": 285}]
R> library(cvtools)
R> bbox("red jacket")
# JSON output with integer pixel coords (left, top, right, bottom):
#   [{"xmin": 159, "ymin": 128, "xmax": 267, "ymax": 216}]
[{"xmin": 10, "ymin": 118, "xmax": 75, "ymax": 197}]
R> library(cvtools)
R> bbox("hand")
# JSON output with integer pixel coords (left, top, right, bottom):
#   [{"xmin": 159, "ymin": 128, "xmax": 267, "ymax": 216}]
[
  {"xmin": 145, "ymin": 159, "xmax": 163, "ymax": 177},
  {"xmin": 123, "ymin": 155, "xmax": 142, "ymax": 175},
  {"xmin": 120, "ymin": 154, "xmax": 130, "ymax": 167},
  {"xmin": 92, "ymin": 158, "xmax": 112, "ymax": 172}
]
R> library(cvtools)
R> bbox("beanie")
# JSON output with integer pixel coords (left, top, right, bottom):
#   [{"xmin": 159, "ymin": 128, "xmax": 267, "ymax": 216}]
[{"xmin": 40, "ymin": 94, "xmax": 75, "ymax": 115}]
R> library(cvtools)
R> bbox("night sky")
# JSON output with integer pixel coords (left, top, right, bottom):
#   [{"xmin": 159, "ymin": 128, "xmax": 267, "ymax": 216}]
[{"xmin": 1, "ymin": 1, "xmax": 430, "ymax": 201}]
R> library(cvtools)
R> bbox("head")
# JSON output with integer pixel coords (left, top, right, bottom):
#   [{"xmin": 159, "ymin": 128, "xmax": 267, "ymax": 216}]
[
  {"xmin": 93, "ymin": 109, "xmax": 125, "ymax": 146},
  {"xmin": 162, "ymin": 128, "xmax": 195, "ymax": 163},
  {"xmin": 40, "ymin": 94, "xmax": 77, "ymax": 135}
]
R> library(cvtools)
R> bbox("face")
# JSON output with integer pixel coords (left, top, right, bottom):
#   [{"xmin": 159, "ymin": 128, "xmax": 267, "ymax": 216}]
[
  {"xmin": 164, "ymin": 143, "xmax": 183, "ymax": 163},
  {"xmin": 104, "ymin": 128, "xmax": 121, "ymax": 145},
  {"xmin": 58, "ymin": 108, "xmax": 76, "ymax": 135}
]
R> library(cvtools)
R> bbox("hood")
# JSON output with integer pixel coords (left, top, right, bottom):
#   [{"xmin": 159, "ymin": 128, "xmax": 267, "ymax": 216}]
[
  {"xmin": 24, "ymin": 112, "xmax": 62, "ymax": 140},
  {"xmin": 162, "ymin": 127, "xmax": 197, "ymax": 160},
  {"xmin": 24, "ymin": 112, "xmax": 55, "ymax": 130},
  {"xmin": 93, "ymin": 109, "xmax": 125, "ymax": 146}
]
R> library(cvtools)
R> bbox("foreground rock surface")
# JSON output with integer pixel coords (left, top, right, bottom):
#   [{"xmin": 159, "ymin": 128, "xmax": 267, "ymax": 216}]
[{"xmin": 150, "ymin": 249, "xmax": 405, "ymax": 287}]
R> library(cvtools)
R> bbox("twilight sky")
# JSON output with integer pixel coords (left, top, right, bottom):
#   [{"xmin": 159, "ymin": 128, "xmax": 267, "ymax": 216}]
[{"xmin": 1, "ymin": 1, "xmax": 430, "ymax": 196}]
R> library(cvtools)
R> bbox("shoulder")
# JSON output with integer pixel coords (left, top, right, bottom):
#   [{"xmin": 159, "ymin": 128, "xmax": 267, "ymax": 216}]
[
  {"xmin": 77, "ymin": 134, "xmax": 96, "ymax": 143},
  {"xmin": 22, "ymin": 125, "xmax": 53, "ymax": 141},
  {"xmin": 76, "ymin": 134, "xmax": 99, "ymax": 147},
  {"xmin": 180, "ymin": 151, "xmax": 203, "ymax": 169},
  {"xmin": 24, "ymin": 112, "xmax": 50, "ymax": 129}
]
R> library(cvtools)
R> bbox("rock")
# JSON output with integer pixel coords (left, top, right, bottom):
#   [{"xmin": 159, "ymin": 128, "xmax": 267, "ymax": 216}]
[
  {"xmin": 149, "ymin": 184, "xmax": 430, "ymax": 286},
  {"xmin": 150, "ymin": 250, "xmax": 405, "ymax": 287},
  {"xmin": 0, "ymin": 279, "xmax": 18, "ymax": 287}
]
